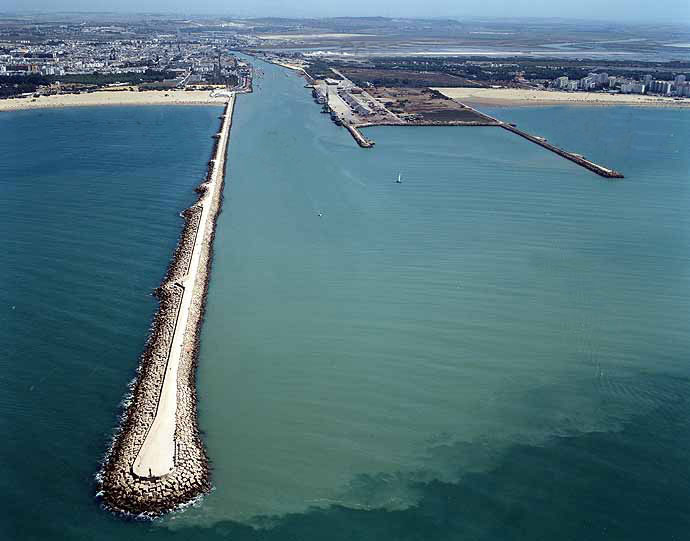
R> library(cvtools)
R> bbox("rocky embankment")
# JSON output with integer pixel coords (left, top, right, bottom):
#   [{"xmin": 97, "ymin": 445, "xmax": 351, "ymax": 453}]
[{"xmin": 97, "ymin": 98, "xmax": 234, "ymax": 517}]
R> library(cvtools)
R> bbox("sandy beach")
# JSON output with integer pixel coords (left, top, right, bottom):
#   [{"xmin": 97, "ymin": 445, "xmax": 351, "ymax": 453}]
[
  {"xmin": 0, "ymin": 89, "xmax": 228, "ymax": 112},
  {"xmin": 272, "ymin": 60, "xmax": 309, "ymax": 73},
  {"xmin": 433, "ymin": 87, "xmax": 690, "ymax": 108}
]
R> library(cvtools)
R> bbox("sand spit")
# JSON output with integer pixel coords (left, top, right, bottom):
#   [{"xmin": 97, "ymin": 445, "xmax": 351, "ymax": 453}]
[
  {"xmin": 0, "ymin": 90, "xmax": 228, "ymax": 112},
  {"xmin": 97, "ymin": 95, "xmax": 235, "ymax": 517},
  {"xmin": 432, "ymin": 87, "xmax": 690, "ymax": 108}
]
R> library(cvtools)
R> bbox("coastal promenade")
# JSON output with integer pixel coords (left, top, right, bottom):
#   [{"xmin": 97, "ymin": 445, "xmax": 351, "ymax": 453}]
[{"xmin": 99, "ymin": 94, "xmax": 235, "ymax": 516}]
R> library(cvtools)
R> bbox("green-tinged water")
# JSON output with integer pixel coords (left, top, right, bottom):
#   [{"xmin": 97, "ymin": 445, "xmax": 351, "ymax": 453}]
[{"xmin": 2, "ymin": 56, "xmax": 690, "ymax": 540}]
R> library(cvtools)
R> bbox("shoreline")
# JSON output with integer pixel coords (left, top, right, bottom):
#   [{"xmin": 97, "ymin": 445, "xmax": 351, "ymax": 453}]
[
  {"xmin": 433, "ymin": 87, "xmax": 690, "ymax": 108},
  {"xmin": 0, "ymin": 90, "xmax": 228, "ymax": 112},
  {"xmin": 271, "ymin": 60, "xmax": 312, "ymax": 81},
  {"xmin": 97, "ymin": 95, "xmax": 235, "ymax": 517},
  {"xmin": 245, "ymin": 52, "xmax": 315, "ymax": 83}
]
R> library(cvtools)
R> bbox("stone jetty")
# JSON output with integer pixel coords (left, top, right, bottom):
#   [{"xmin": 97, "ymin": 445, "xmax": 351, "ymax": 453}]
[
  {"xmin": 460, "ymin": 102, "xmax": 624, "ymax": 179},
  {"xmin": 98, "ymin": 94, "xmax": 235, "ymax": 517},
  {"xmin": 500, "ymin": 123, "xmax": 624, "ymax": 178},
  {"xmin": 345, "ymin": 123, "xmax": 375, "ymax": 148}
]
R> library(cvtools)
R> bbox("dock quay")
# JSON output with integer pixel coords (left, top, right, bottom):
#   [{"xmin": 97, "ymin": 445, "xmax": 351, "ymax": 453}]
[
  {"xmin": 345, "ymin": 120, "xmax": 498, "ymax": 148},
  {"xmin": 98, "ymin": 94, "xmax": 236, "ymax": 517},
  {"xmin": 345, "ymin": 110, "xmax": 622, "ymax": 178},
  {"xmin": 346, "ymin": 115, "xmax": 622, "ymax": 178},
  {"xmin": 357, "ymin": 120, "xmax": 499, "ymax": 128},
  {"xmin": 303, "ymin": 61, "xmax": 622, "ymax": 178}
]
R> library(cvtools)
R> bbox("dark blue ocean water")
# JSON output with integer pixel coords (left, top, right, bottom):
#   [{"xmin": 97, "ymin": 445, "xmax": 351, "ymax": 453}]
[
  {"xmin": 0, "ymin": 105, "xmax": 221, "ymax": 538},
  {"xmin": 2, "ymin": 61, "xmax": 690, "ymax": 540}
]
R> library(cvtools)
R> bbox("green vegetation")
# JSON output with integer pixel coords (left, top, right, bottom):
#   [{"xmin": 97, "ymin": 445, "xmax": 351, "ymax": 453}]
[
  {"xmin": 329, "ymin": 57, "xmax": 690, "ymax": 85},
  {"xmin": 0, "ymin": 75, "xmax": 47, "ymax": 97},
  {"xmin": 0, "ymin": 70, "xmax": 176, "ymax": 98},
  {"xmin": 304, "ymin": 58, "xmax": 340, "ymax": 81},
  {"xmin": 52, "ymin": 70, "xmax": 175, "ymax": 85}
]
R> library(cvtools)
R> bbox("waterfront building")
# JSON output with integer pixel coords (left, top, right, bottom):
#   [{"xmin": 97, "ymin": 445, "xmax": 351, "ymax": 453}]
[
  {"xmin": 580, "ymin": 75, "xmax": 596, "ymax": 90},
  {"xmin": 657, "ymin": 81, "xmax": 672, "ymax": 95},
  {"xmin": 554, "ymin": 76, "xmax": 569, "ymax": 89},
  {"xmin": 645, "ymin": 80, "xmax": 673, "ymax": 95},
  {"xmin": 620, "ymin": 82, "xmax": 645, "ymax": 94}
]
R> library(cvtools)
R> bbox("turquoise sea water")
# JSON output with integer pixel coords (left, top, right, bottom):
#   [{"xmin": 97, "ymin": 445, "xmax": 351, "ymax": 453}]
[{"xmin": 3, "ymin": 58, "xmax": 690, "ymax": 539}]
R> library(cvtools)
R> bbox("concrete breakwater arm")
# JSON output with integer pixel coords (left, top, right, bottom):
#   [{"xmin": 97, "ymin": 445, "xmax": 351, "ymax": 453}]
[
  {"xmin": 98, "ymin": 95, "xmax": 235, "ymax": 516},
  {"xmin": 346, "ymin": 123, "xmax": 375, "ymax": 147},
  {"xmin": 459, "ymin": 102, "xmax": 624, "ymax": 179},
  {"xmin": 500, "ymin": 123, "xmax": 624, "ymax": 178}
]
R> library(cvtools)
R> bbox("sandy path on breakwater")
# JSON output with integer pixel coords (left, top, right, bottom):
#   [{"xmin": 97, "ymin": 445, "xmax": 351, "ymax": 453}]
[
  {"xmin": 433, "ymin": 87, "xmax": 690, "ymax": 107},
  {"xmin": 98, "ymin": 94, "xmax": 235, "ymax": 516},
  {"xmin": 0, "ymin": 90, "xmax": 228, "ymax": 112}
]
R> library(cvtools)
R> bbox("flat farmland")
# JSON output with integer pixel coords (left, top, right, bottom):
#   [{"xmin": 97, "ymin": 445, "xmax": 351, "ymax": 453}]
[{"xmin": 367, "ymin": 87, "xmax": 492, "ymax": 123}]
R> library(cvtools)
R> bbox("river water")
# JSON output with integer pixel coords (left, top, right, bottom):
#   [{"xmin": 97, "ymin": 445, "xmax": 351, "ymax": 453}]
[{"xmin": 2, "ymin": 57, "xmax": 690, "ymax": 540}]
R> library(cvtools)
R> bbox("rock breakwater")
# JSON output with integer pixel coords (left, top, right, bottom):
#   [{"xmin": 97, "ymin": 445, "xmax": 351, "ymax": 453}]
[{"xmin": 98, "ymin": 96, "xmax": 235, "ymax": 517}]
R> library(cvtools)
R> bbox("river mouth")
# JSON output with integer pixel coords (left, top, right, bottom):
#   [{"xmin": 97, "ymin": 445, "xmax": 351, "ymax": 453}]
[
  {"xmin": 171, "ymin": 57, "xmax": 690, "ymax": 531},
  {"xmin": 3, "ymin": 56, "xmax": 690, "ymax": 539}
]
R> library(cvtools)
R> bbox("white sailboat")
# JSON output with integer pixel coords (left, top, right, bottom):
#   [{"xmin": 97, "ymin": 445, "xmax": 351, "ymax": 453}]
[{"xmin": 396, "ymin": 172, "xmax": 402, "ymax": 184}]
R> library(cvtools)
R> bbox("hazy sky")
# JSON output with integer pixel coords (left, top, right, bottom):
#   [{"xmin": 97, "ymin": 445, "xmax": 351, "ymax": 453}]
[{"xmin": 5, "ymin": 0, "xmax": 690, "ymax": 23}]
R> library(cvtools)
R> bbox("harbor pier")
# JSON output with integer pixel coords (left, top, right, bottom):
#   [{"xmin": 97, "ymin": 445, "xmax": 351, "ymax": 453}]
[
  {"xmin": 462, "ymin": 103, "xmax": 624, "ymax": 179},
  {"xmin": 327, "ymin": 89, "xmax": 623, "ymax": 178},
  {"xmin": 500, "ymin": 123, "xmax": 624, "ymax": 178},
  {"xmin": 346, "ymin": 123, "xmax": 375, "ymax": 148}
]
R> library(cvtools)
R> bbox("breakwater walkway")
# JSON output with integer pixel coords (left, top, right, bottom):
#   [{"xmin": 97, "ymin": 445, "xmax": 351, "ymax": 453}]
[{"xmin": 98, "ymin": 94, "xmax": 235, "ymax": 516}]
